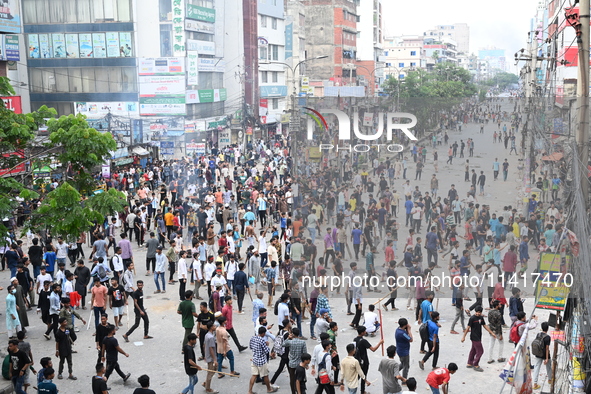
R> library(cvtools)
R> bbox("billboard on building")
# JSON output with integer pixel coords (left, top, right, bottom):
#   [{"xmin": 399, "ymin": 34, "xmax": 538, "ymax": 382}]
[
  {"xmin": 186, "ymin": 39, "xmax": 215, "ymax": 55},
  {"xmin": 0, "ymin": 0, "xmax": 21, "ymax": 34},
  {"xmin": 74, "ymin": 102, "xmax": 139, "ymax": 119},
  {"xmin": 186, "ymin": 4, "xmax": 215, "ymax": 22},
  {"xmin": 0, "ymin": 34, "xmax": 18, "ymax": 61},
  {"xmin": 0, "ymin": 96, "xmax": 24, "ymax": 177},
  {"xmin": 185, "ymin": 89, "xmax": 227, "ymax": 104},
  {"xmin": 139, "ymin": 58, "xmax": 187, "ymax": 116},
  {"xmin": 185, "ymin": 19, "xmax": 214, "ymax": 34}
]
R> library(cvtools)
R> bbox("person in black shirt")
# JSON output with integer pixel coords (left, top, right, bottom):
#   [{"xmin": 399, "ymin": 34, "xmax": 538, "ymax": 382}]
[
  {"xmin": 8, "ymin": 339, "xmax": 31, "ymax": 393},
  {"xmin": 133, "ymin": 374, "xmax": 156, "ymax": 394},
  {"xmin": 38, "ymin": 281, "xmax": 52, "ymax": 334},
  {"xmin": 461, "ymin": 306, "xmax": 496, "ymax": 371},
  {"xmin": 354, "ymin": 326, "xmax": 384, "ymax": 394},
  {"xmin": 122, "ymin": 281, "xmax": 152, "ymax": 342},
  {"xmin": 107, "ymin": 278, "xmax": 126, "ymax": 329},
  {"xmin": 101, "ymin": 324, "xmax": 131, "ymax": 383},
  {"xmin": 295, "ymin": 352, "xmax": 311, "ymax": 394},
  {"xmin": 55, "ymin": 317, "xmax": 76, "ymax": 380},
  {"xmin": 74, "ymin": 259, "xmax": 91, "ymax": 309},
  {"xmin": 196, "ymin": 302, "xmax": 215, "ymax": 360},
  {"xmin": 95, "ymin": 314, "xmax": 111, "ymax": 364},
  {"xmin": 92, "ymin": 363, "xmax": 109, "ymax": 394},
  {"xmin": 28, "ymin": 238, "xmax": 44, "ymax": 280},
  {"xmin": 181, "ymin": 333, "xmax": 202, "ymax": 394}
]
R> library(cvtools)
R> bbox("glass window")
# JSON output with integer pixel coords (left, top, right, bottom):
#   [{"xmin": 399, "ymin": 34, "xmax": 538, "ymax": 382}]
[
  {"xmin": 121, "ymin": 67, "xmax": 136, "ymax": 92},
  {"xmin": 410, "ymin": 51, "xmax": 416, "ymax": 56},
  {"xmin": 118, "ymin": 0, "xmax": 132, "ymax": 22},
  {"xmin": 77, "ymin": 0, "xmax": 92, "ymax": 23},
  {"xmin": 398, "ymin": 62, "xmax": 404, "ymax": 67},
  {"xmin": 159, "ymin": 0, "xmax": 172, "ymax": 21},
  {"xmin": 261, "ymin": 16, "xmax": 267, "ymax": 28},
  {"xmin": 104, "ymin": 0, "xmax": 115, "ymax": 19},
  {"xmin": 23, "ymin": 0, "xmax": 38, "ymax": 24},
  {"xmin": 270, "ymin": 45, "xmax": 279, "ymax": 61},
  {"xmin": 261, "ymin": 71, "xmax": 268, "ymax": 83},
  {"xmin": 259, "ymin": 46, "xmax": 268, "ymax": 60},
  {"xmin": 271, "ymin": 98, "xmax": 278, "ymax": 109},
  {"xmin": 108, "ymin": 67, "xmax": 121, "ymax": 92},
  {"xmin": 94, "ymin": 69, "xmax": 109, "ymax": 92},
  {"xmin": 29, "ymin": 68, "xmax": 43, "ymax": 93},
  {"xmin": 37, "ymin": 0, "xmax": 49, "ymax": 23},
  {"xmin": 272, "ymin": 71, "xmax": 278, "ymax": 83},
  {"xmin": 272, "ymin": 18, "xmax": 277, "ymax": 30},
  {"xmin": 41, "ymin": 69, "xmax": 55, "ymax": 92},
  {"xmin": 81, "ymin": 68, "xmax": 95, "ymax": 92},
  {"xmin": 93, "ymin": 0, "xmax": 105, "ymax": 21},
  {"xmin": 55, "ymin": 68, "xmax": 69, "ymax": 92},
  {"xmin": 160, "ymin": 24, "xmax": 173, "ymax": 57},
  {"xmin": 68, "ymin": 68, "xmax": 82, "ymax": 93},
  {"xmin": 410, "ymin": 62, "xmax": 416, "ymax": 67}
]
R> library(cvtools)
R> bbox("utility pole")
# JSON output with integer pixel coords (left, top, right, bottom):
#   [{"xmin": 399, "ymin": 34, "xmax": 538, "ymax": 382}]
[{"xmin": 576, "ymin": 0, "xmax": 590, "ymax": 203}]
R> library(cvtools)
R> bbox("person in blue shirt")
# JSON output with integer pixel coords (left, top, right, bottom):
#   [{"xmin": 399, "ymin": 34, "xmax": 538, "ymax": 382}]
[
  {"xmin": 351, "ymin": 224, "xmax": 362, "ymax": 260},
  {"xmin": 528, "ymin": 195, "xmax": 538, "ymax": 215},
  {"xmin": 42, "ymin": 246, "xmax": 57, "ymax": 278},
  {"xmin": 37, "ymin": 367, "xmax": 58, "ymax": 394},
  {"xmin": 492, "ymin": 158, "xmax": 500, "ymax": 180},
  {"xmin": 37, "ymin": 357, "xmax": 53, "ymax": 386},
  {"xmin": 404, "ymin": 197, "xmax": 414, "ymax": 227},
  {"xmin": 419, "ymin": 311, "xmax": 440, "ymax": 370},
  {"xmin": 395, "ymin": 318, "xmax": 413, "ymax": 379},
  {"xmin": 419, "ymin": 291, "xmax": 435, "ymax": 353}
]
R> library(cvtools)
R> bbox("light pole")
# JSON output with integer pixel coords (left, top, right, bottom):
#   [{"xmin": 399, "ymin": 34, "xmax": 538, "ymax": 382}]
[
  {"xmin": 385, "ymin": 66, "xmax": 415, "ymax": 110},
  {"xmin": 270, "ymin": 55, "xmax": 328, "ymax": 177},
  {"xmin": 351, "ymin": 64, "xmax": 391, "ymax": 97}
]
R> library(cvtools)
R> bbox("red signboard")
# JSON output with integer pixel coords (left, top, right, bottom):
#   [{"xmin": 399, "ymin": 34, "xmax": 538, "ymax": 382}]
[
  {"xmin": 0, "ymin": 96, "xmax": 26, "ymax": 176},
  {"xmin": 1, "ymin": 96, "xmax": 22, "ymax": 113}
]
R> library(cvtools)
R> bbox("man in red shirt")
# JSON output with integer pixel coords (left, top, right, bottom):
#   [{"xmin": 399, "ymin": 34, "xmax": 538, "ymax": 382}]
[
  {"xmin": 426, "ymin": 363, "xmax": 457, "ymax": 394},
  {"xmin": 502, "ymin": 245, "xmax": 518, "ymax": 288},
  {"xmin": 221, "ymin": 296, "xmax": 247, "ymax": 352}
]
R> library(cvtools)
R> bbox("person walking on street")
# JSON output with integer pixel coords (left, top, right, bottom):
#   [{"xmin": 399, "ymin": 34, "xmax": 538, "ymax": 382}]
[
  {"xmin": 233, "ymin": 263, "xmax": 250, "ymax": 313},
  {"xmin": 203, "ymin": 322, "xmax": 218, "ymax": 394},
  {"xmin": 353, "ymin": 325, "xmax": 384, "ymax": 394},
  {"xmin": 461, "ymin": 306, "xmax": 496, "ymax": 372},
  {"xmin": 178, "ymin": 290, "xmax": 199, "ymax": 351},
  {"xmin": 181, "ymin": 333, "xmax": 203, "ymax": 394},
  {"xmin": 247, "ymin": 326, "xmax": 279, "ymax": 394},
  {"xmin": 8, "ymin": 339, "xmax": 31, "ymax": 394},
  {"xmin": 378, "ymin": 345, "xmax": 407, "ymax": 394},
  {"xmin": 395, "ymin": 318, "xmax": 413, "ymax": 380},
  {"xmin": 221, "ymin": 296, "xmax": 248, "ymax": 352},
  {"xmin": 532, "ymin": 322, "xmax": 552, "ymax": 390},
  {"xmin": 282, "ymin": 327, "xmax": 308, "ymax": 394},
  {"xmin": 419, "ymin": 311, "xmax": 441, "ymax": 371},
  {"xmin": 153, "ymin": 246, "xmax": 167, "ymax": 294},
  {"xmin": 339, "ymin": 343, "xmax": 370, "ymax": 394},
  {"xmin": 101, "ymin": 324, "xmax": 131, "ymax": 384},
  {"xmin": 122, "ymin": 281, "xmax": 152, "ymax": 342},
  {"xmin": 54, "ymin": 317, "xmax": 76, "ymax": 380},
  {"xmin": 215, "ymin": 316, "xmax": 240, "ymax": 378}
]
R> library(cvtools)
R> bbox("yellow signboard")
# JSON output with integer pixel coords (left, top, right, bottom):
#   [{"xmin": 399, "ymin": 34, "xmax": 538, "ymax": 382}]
[
  {"xmin": 308, "ymin": 147, "xmax": 321, "ymax": 161},
  {"xmin": 534, "ymin": 252, "xmax": 572, "ymax": 311}
]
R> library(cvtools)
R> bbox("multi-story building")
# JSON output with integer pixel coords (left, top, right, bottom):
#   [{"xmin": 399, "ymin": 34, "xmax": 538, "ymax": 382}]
[
  {"xmin": 1, "ymin": 0, "xmax": 24, "ymax": 111},
  {"xmin": 423, "ymin": 37, "xmax": 458, "ymax": 69},
  {"xmin": 356, "ymin": 0, "xmax": 383, "ymax": 94},
  {"xmin": 423, "ymin": 23, "xmax": 470, "ymax": 54},
  {"xmin": 304, "ymin": 0, "xmax": 358, "ymax": 86},
  {"xmin": 382, "ymin": 35, "xmax": 424, "ymax": 79},
  {"xmin": 478, "ymin": 48, "xmax": 508, "ymax": 73},
  {"xmin": 258, "ymin": 0, "xmax": 287, "ymax": 130}
]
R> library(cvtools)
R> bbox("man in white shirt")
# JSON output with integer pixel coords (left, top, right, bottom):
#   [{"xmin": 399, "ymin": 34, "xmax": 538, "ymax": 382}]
[
  {"xmin": 363, "ymin": 304, "xmax": 380, "ymax": 336},
  {"xmin": 55, "ymin": 237, "xmax": 69, "ymax": 266},
  {"xmin": 177, "ymin": 250, "xmax": 188, "ymax": 301},
  {"xmin": 276, "ymin": 293, "xmax": 290, "ymax": 327},
  {"xmin": 192, "ymin": 257, "xmax": 203, "ymax": 300},
  {"xmin": 111, "ymin": 247, "xmax": 124, "ymax": 283},
  {"xmin": 36, "ymin": 266, "xmax": 53, "ymax": 293}
]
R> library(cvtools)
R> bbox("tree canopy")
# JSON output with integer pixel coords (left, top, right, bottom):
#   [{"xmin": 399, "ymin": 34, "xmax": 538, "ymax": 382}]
[{"xmin": 0, "ymin": 76, "xmax": 126, "ymax": 241}]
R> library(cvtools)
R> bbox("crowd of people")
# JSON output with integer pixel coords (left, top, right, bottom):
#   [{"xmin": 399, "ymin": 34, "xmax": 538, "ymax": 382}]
[{"xmin": 0, "ymin": 96, "xmax": 565, "ymax": 394}]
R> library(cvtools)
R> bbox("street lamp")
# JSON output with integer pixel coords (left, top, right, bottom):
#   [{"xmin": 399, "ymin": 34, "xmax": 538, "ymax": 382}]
[
  {"xmin": 351, "ymin": 64, "xmax": 391, "ymax": 97},
  {"xmin": 385, "ymin": 66, "xmax": 415, "ymax": 110},
  {"xmin": 270, "ymin": 55, "xmax": 327, "ymax": 178}
]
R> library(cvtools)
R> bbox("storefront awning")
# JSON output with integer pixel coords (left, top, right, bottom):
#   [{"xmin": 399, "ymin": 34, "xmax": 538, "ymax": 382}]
[
  {"xmin": 541, "ymin": 152, "xmax": 564, "ymax": 162},
  {"xmin": 132, "ymin": 147, "xmax": 150, "ymax": 156},
  {"xmin": 112, "ymin": 148, "xmax": 129, "ymax": 159}
]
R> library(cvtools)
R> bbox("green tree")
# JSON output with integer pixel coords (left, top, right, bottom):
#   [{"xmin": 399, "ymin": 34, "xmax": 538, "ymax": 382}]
[{"xmin": 0, "ymin": 76, "xmax": 126, "ymax": 240}]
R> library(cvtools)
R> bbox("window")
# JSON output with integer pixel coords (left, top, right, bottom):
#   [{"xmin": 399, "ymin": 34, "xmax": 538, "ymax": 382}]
[
  {"xmin": 259, "ymin": 46, "xmax": 268, "ymax": 60},
  {"xmin": 410, "ymin": 62, "xmax": 416, "ymax": 67},
  {"xmin": 271, "ymin": 98, "xmax": 279, "ymax": 110},
  {"xmin": 272, "ymin": 71, "xmax": 278, "ymax": 83},
  {"xmin": 384, "ymin": 50, "xmax": 389, "ymax": 56},
  {"xmin": 261, "ymin": 15, "xmax": 267, "ymax": 28},
  {"xmin": 160, "ymin": 24, "xmax": 173, "ymax": 57},
  {"xmin": 270, "ymin": 44, "xmax": 279, "ymax": 61},
  {"xmin": 386, "ymin": 62, "xmax": 391, "ymax": 67},
  {"xmin": 398, "ymin": 62, "xmax": 404, "ymax": 67},
  {"xmin": 410, "ymin": 51, "xmax": 416, "ymax": 56},
  {"xmin": 24, "ymin": 0, "xmax": 133, "ymax": 24},
  {"xmin": 399, "ymin": 74, "xmax": 405, "ymax": 79},
  {"xmin": 272, "ymin": 17, "xmax": 277, "ymax": 30},
  {"xmin": 261, "ymin": 71, "xmax": 268, "ymax": 83},
  {"xmin": 159, "ymin": 0, "xmax": 172, "ymax": 21},
  {"xmin": 28, "ymin": 67, "xmax": 137, "ymax": 93}
]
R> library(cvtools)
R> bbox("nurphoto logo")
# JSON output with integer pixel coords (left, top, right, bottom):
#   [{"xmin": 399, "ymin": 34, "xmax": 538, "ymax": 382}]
[{"xmin": 304, "ymin": 107, "xmax": 418, "ymax": 153}]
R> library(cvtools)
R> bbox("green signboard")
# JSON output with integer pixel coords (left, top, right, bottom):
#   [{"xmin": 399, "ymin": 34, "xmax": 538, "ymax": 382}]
[
  {"xmin": 139, "ymin": 97, "xmax": 186, "ymax": 104},
  {"xmin": 186, "ymin": 4, "xmax": 215, "ymax": 23}
]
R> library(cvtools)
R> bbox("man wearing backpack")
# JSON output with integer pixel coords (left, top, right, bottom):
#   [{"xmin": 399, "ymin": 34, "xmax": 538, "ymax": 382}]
[
  {"xmin": 510, "ymin": 312, "xmax": 538, "ymax": 347},
  {"xmin": 508, "ymin": 287, "xmax": 523, "ymax": 326},
  {"xmin": 270, "ymin": 319, "xmax": 291, "ymax": 385},
  {"xmin": 419, "ymin": 311, "xmax": 441, "ymax": 371},
  {"xmin": 90, "ymin": 257, "xmax": 112, "ymax": 286},
  {"xmin": 532, "ymin": 322, "xmax": 552, "ymax": 390}
]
